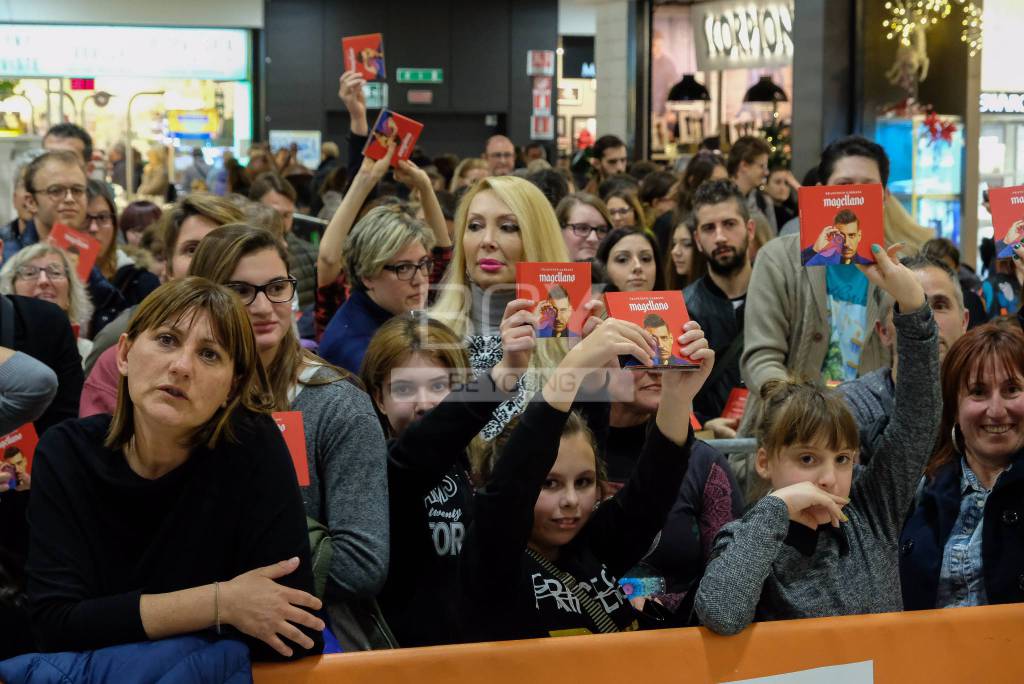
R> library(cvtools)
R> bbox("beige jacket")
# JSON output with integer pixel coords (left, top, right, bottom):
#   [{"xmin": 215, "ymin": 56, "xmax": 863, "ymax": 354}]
[{"xmin": 741, "ymin": 233, "xmax": 890, "ymax": 395}]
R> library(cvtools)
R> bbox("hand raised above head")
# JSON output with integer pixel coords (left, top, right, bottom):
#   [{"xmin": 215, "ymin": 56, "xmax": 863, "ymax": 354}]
[{"xmin": 856, "ymin": 243, "xmax": 925, "ymax": 312}]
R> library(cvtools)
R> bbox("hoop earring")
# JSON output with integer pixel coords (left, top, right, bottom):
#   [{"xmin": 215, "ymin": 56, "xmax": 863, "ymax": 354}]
[{"xmin": 951, "ymin": 423, "xmax": 964, "ymax": 455}]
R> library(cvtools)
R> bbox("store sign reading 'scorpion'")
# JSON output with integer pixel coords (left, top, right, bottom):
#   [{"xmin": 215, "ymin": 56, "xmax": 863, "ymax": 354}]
[{"xmin": 693, "ymin": 0, "xmax": 794, "ymax": 72}]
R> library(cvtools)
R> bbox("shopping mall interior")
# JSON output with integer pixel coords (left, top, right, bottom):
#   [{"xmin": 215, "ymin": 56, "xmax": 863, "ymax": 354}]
[{"xmin": 0, "ymin": 1, "xmax": 1023, "ymax": 682}]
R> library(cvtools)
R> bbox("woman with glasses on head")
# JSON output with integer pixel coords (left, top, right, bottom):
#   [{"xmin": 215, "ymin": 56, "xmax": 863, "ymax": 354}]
[
  {"xmin": 319, "ymin": 205, "xmax": 437, "ymax": 374},
  {"xmin": 188, "ymin": 225, "xmax": 390, "ymax": 650},
  {"xmin": 0, "ymin": 245, "xmax": 95, "ymax": 364},
  {"xmin": 555, "ymin": 193, "xmax": 613, "ymax": 262}
]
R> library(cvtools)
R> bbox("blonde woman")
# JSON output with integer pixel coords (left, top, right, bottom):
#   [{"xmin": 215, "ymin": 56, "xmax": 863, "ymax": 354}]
[
  {"xmin": 0, "ymin": 245, "xmax": 95, "ymax": 364},
  {"xmin": 449, "ymin": 158, "xmax": 489, "ymax": 193},
  {"xmin": 138, "ymin": 145, "xmax": 170, "ymax": 199},
  {"xmin": 431, "ymin": 175, "xmax": 572, "ymax": 439}
]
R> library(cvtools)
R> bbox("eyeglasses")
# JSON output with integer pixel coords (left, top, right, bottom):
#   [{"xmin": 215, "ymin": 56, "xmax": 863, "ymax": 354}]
[
  {"xmin": 608, "ymin": 207, "xmax": 634, "ymax": 217},
  {"xmin": 86, "ymin": 212, "xmax": 115, "ymax": 227},
  {"xmin": 225, "ymin": 277, "xmax": 297, "ymax": 305},
  {"xmin": 564, "ymin": 222, "xmax": 610, "ymax": 239},
  {"xmin": 381, "ymin": 258, "xmax": 433, "ymax": 281},
  {"xmin": 34, "ymin": 184, "xmax": 87, "ymax": 202},
  {"xmin": 16, "ymin": 264, "xmax": 68, "ymax": 281}
]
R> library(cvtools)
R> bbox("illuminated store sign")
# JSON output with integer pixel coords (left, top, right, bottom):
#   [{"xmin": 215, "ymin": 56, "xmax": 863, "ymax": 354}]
[
  {"xmin": 0, "ymin": 25, "xmax": 250, "ymax": 80},
  {"xmin": 693, "ymin": 1, "xmax": 794, "ymax": 71},
  {"xmin": 980, "ymin": 92, "xmax": 1024, "ymax": 114}
]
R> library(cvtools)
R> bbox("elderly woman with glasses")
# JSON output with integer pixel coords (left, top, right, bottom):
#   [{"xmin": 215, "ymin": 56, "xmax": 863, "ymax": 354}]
[
  {"xmin": 0, "ymin": 244, "xmax": 95, "ymax": 364},
  {"xmin": 318, "ymin": 205, "xmax": 436, "ymax": 374},
  {"xmin": 188, "ymin": 224, "xmax": 390, "ymax": 650}
]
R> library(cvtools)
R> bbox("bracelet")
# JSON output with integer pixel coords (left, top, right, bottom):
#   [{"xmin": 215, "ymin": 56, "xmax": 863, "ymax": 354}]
[{"xmin": 214, "ymin": 582, "xmax": 221, "ymax": 635}]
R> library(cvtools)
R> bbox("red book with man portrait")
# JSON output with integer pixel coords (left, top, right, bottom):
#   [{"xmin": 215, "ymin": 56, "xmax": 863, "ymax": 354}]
[
  {"xmin": 798, "ymin": 184, "xmax": 884, "ymax": 267},
  {"xmin": 988, "ymin": 185, "xmax": 1024, "ymax": 260},
  {"xmin": 1, "ymin": 423, "xmax": 39, "ymax": 490},
  {"xmin": 363, "ymin": 109, "xmax": 423, "ymax": 167},
  {"xmin": 49, "ymin": 223, "xmax": 100, "ymax": 282},
  {"xmin": 605, "ymin": 291, "xmax": 700, "ymax": 370},
  {"xmin": 342, "ymin": 33, "xmax": 386, "ymax": 81},
  {"xmin": 516, "ymin": 262, "xmax": 591, "ymax": 339}
]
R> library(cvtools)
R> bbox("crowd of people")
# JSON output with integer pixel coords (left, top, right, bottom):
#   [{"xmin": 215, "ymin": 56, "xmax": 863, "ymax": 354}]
[{"xmin": 0, "ymin": 68, "xmax": 1022, "ymax": 674}]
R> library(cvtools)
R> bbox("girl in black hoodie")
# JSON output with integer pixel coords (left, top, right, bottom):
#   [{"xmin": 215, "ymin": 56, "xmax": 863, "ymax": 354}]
[{"xmin": 458, "ymin": 316, "xmax": 714, "ymax": 641}]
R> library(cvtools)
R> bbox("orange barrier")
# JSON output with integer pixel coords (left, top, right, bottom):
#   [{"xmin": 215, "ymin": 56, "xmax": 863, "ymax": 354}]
[{"xmin": 253, "ymin": 604, "xmax": 1024, "ymax": 683}]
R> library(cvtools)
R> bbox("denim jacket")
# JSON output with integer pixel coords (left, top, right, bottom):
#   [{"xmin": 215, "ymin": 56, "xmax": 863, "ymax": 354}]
[{"xmin": 934, "ymin": 459, "xmax": 998, "ymax": 607}]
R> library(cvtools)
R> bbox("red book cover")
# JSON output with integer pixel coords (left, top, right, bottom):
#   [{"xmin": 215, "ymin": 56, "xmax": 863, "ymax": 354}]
[
  {"xmin": 50, "ymin": 223, "xmax": 100, "ymax": 282},
  {"xmin": 721, "ymin": 387, "xmax": 749, "ymax": 421},
  {"xmin": 605, "ymin": 291, "xmax": 700, "ymax": 370},
  {"xmin": 272, "ymin": 411, "xmax": 310, "ymax": 487},
  {"xmin": 798, "ymin": 184, "xmax": 884, "ymax": 266},
  {"xmin": 363, "ymin": 109, "xmax": 423, "ymax": 167},
  {"xmin": 0, "ymin": 423, "xmax": 39, "ymax": 490},
  {"xmin": 342, "ymin": 33, "xmax": 385, "ymax": 81},
  {"xmin": 516, "ymin": 262, "xmax": 591, "ymax": 338},
  {"xmin": 988, "ymin": 185, "xmax": 1024, "ymax": 259}
]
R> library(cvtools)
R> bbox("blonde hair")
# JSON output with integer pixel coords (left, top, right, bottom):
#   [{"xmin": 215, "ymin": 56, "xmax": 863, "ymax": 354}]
[
  {"xmin": 0, "ymin": 244, "xmax": 95, "ymax": 332},
  {"xmin": 345, "ymin": 205, "xmax": 435, "ymax": 289},
  {"xmin": 884, "ymin": 194, "xmax": 933, "ymax": 250},
  {"xmin": 450, "ymin": 158, "xmax": 489, "ymax": 193},
  {"xmin": 431, "ymin": 176, "xmax": 569, "ymax": 337},
  {"xmin": 106, "ymin": 277, "xmax": 274, "ymax": 451}
]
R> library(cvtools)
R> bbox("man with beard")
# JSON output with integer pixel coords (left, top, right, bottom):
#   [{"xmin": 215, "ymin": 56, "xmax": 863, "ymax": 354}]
[{"xmin": 682, "ymin": 180, "xmax": 755, "ymax": 435}]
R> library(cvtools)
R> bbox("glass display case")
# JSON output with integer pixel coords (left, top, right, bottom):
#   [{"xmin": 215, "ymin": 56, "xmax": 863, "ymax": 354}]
[{"xmin": 875, "ymin": 115, "xmax": 964, "ymax": 244}]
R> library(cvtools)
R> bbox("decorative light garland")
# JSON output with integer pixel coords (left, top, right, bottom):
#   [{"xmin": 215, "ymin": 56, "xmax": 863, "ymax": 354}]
[{"xmin": 882, "ymin": 0, "xmax": 983, "ymax": 57}]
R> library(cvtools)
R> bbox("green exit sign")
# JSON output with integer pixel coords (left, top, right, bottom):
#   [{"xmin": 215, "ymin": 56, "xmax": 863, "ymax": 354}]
[{"xmin": 396, "ymin": 68, "xmax": 443, "ymax": 84}]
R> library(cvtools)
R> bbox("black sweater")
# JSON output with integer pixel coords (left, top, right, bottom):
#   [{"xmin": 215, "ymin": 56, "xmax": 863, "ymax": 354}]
[
  {"xmin": 380, "ymin": 387, "xmax": 507, "ymax": 647},
  {"xmin": 26, "ymin": 413, "xmax": 323, "ymax": 661},
  {"xmin": 459, "ymin": 399, "xmax": 693, "ymax": 642}
]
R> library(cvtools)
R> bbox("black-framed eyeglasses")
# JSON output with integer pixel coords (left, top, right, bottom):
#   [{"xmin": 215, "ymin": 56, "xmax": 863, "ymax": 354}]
[
  {"xmin": 225, "ymin": 277, "xmax": 297, "ymax": 305},
  {"xmin": 564, "ymin": 222, "xmax": 610, "ymax": 239},
  {"xmin": 34, "ymin": 184, "xmax": 87, "ymax": 202},
  {"xmin": 381, "ymin": 258, "xmax": 433, "ymax": 281},
  {"xmin": 15, "ymin": 264, "xmax": 68, "ymax": 281},
  {"xmin": 86, "ymin": 212, "xmax": 115, "ymax": 227}
]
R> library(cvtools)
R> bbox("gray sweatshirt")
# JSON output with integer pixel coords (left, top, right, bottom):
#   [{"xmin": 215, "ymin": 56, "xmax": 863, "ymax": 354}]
[
  {"xmin": 0, "ymin": 351, "xmax": 58, "ymax": 434},
  {"xmin": 292, "ymin": 367, "xmax": 390, "ymax": 599},
  {"xmin": 695, "ymin": 303, "xmax": 939, "ymax": 635}
]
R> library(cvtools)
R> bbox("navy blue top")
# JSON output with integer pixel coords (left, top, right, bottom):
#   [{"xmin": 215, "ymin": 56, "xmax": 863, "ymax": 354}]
[{"xmin": 318, "ymin": 287, "xmax": 394, "ymax": 374}]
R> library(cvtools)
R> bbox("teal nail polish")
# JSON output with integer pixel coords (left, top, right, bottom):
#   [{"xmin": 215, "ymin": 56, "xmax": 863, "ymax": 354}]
[{"xmin": 871, "ymin": 244, "xmax": 882, "ymax": 253}]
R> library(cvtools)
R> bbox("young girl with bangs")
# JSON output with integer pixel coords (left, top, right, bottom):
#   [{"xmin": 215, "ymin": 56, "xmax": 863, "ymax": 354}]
[
  {"xmin": 458, "ymin": 312, "xmax": 715, "ymax": 641},
  {"xmin": 694, "ymin": 245, "xmax": 941, "ymax": 635}
]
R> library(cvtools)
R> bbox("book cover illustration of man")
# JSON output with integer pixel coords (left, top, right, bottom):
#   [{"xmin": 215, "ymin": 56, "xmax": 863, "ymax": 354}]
[
  {"xmin": 516, "ymin": 262, "xmax": 591, "ymax": 338},
  {"xmin": 605, "ymin": 290, "xmax": 700, "ymax": 370},
  {"xmin": 988, "ymin": 185, "xmax": 1024, "ymax": 259},
  {"xmin": 342, "ymin": 33, "xmax": 386, "ymax": 81},
  {"xmin": 363, "ymin": 109, "xmax": 423, "ymax": 167},
  {"xmin": 0, "ymin": 423, "xmax": 38, "ymax": 491},
  {"xmin": 798, "ymin": 184, "xmax": 883, "ymax": 267}
]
